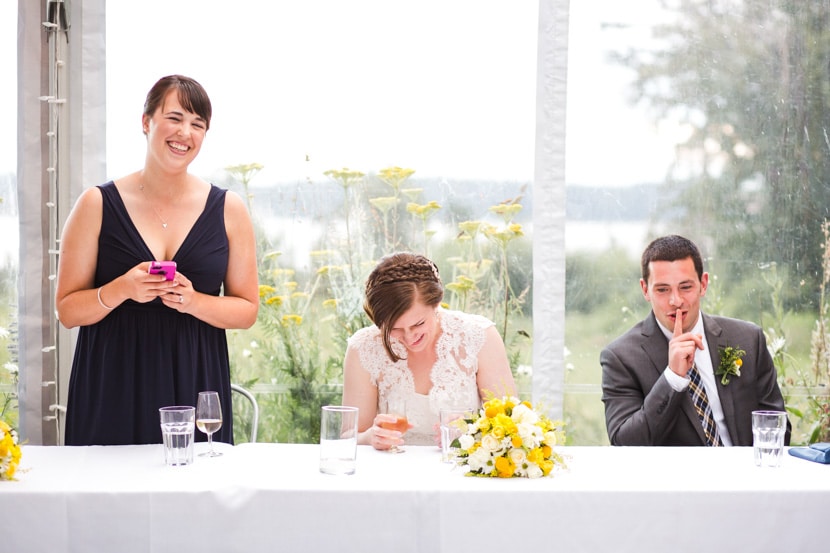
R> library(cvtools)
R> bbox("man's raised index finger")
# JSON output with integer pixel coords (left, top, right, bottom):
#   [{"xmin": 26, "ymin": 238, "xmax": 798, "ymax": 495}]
[{"xmin": 673, "ymin": 309, "xmax": 684, "ymax": 337}]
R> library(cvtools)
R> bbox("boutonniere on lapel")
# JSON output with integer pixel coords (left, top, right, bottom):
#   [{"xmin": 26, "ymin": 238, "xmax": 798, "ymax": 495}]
[{"xmin": 716, "ymin": 345, "xmax": 746, "ymax": 385}]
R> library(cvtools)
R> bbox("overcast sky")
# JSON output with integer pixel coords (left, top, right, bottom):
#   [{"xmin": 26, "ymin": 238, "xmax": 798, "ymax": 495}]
[{"xmin": 2, "ymin": 1, "xmax": 675, "ymax": 187}]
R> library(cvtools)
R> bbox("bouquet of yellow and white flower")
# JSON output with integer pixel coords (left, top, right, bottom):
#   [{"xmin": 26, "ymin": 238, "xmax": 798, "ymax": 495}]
[
  {"xmin": 452, "ymin": 396, "xmax": 567, "ymax": 478},
  {"xmin": 0, "ymin": 419, "xmax": 22, "ymax": 481}
]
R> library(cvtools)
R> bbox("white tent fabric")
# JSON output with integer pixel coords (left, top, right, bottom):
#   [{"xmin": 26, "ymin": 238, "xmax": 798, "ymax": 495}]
[
  {"xmin": 15, "ymin": 0, "xmax": 567, "ymax": 444},
  {"xmin": 17, "ymin": 0, "xmax": 105, "ymax": 444}
]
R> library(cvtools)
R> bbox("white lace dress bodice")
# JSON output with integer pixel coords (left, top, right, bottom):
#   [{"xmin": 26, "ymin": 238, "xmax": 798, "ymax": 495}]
[{"xmin": 347, "ymin": 309, "xmax": 493, "ymax": 445}]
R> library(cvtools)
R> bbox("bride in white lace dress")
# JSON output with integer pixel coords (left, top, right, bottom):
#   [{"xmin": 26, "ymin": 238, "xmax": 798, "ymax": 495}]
[{"xmin": 342, "ymin": 253, "xmax": 516, "ymax": 450}]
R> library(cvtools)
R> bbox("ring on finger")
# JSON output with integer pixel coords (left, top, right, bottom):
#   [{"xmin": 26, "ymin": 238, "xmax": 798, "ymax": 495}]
[{"xmin": 179, "ymin": 295, "xmax": 184, "ymax": 303}]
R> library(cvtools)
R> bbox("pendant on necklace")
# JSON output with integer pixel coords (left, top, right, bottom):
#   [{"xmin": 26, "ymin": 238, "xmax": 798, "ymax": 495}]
[{"xmin": 139, "ymin": 183, "xmax": 169, "ymax": 229}]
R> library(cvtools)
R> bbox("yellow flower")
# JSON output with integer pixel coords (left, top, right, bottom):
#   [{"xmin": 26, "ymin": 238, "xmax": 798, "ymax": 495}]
[
  {"xmin": 495, "ymin": 455, "xmax": 516, "ymax": 478},
  {"xmin": 377, "ymin": 166, "xmax": 415, "ymax": 190},
  {"xmin": 281, "ymin": 314, "xmax": 303, "ymax": 326},
  {"xmin": 446, "ymin": 276, "xmax": 477, "ymax": 295},
  {"xmin": 323, "ymin": 168, "xmax": 365, "ymax": 188},
  {"xmin": 458, "ymin": 220, "xmax": 484, "ymax": 236},
  {"xmin": 369, "ymin": 196, "xmax": 399, "ymax": 213},
  {"xmin": 316, "ymin": 264, "xmax": 346, "ymax": 275},
  {"xmin": 258, "ymin": 285, "xmax": 276, "ymax": 298},
  {"xmin": 488, "ymin": 202, "xmax": 523, "ymax": 222},
  {"xmin": 716, "ymin": 345, "xmax": 746, "ymax": 385},
  {"xmin": 265, "ymin": 295, "xmax": 284, "ymax": 306},
  {"xmin": 484, "ymin": 401, "xmax": 502, "ymax": 419},
  {"xmin": 1, "ymin": 421, "xmax": 22, "ymax": 481},
  {"xmin": 406, "ymin": 201, "xmax": 442, "ymax": 218},
  {"xmin": 494, "ymin": 413, "xmax": 517, "ymax": 435},
  {"xmin": 322, "ymin": 299, "xmax": 338, "ymax": 309}
]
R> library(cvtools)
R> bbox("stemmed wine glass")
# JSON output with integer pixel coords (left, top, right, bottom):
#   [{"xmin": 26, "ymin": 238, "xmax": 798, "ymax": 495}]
[
  {"xmin": 196, "ymin": 391, "xmax": 223, "ymax": 457},
  {"xmin": 379, "ymin": 397, "xmax": 408, "ymax": 454}
]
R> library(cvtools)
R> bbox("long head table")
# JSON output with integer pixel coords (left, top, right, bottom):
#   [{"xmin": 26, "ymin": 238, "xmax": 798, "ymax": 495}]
[{"xmin": 2, "ymin": 442, "xmax": 827, "ymax": 552}]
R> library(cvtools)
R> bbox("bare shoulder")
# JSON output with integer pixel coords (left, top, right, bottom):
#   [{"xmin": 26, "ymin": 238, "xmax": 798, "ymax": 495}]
[
  {"xmin": 221, "ymin": 189, "xmax": 251, "ymax": 224},
  {"xmin": 222, "ymin": 188, "xmax": 248, "ymax": 210},
  {"xmin": 74, "ymin": 185, "xmax": 104, "ymax": 210},
  {"xmin": 63, "ymin": 185, "xmax": 105, "ymax": 233}
]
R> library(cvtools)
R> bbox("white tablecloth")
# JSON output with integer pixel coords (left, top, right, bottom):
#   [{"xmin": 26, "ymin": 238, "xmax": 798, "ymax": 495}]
[{"xmin": 2, "ymin": 443, "xmax": 827, "ymax": 552}]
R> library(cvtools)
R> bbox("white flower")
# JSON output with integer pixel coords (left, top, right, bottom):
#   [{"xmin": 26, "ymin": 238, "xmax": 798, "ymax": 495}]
[
  {"xmin": 4, "ymin": 362, "xmax": 18, "ymax": 375},
  {"xmin": 509, "ymin": 447, "xmax": 527, "ymax": 466},
  {"xmin": 480, "ymin": 433, "xmax": 501, "ymax": 452},
  {"xmin": 242, "ymin": 349, "xmax": 252, "ymax": 358},
  {"xmin": 468, "ymin": 447, "xmax": 494, "ymax": 474},
  {"xmin": 0, "ymin": 327, "xmax": 9, "ymax": 339},
  {"xmin": 511, "ymin": 403, "xmax": 538, "ymax": 425},
  {"xmin": 517, "ymin": 422, "xmax": 543, "ymax": 449},
  {"xmin": 544, "ymin": 430, "xmax": 560, "ymax": 447},
  {"xmin": 526, "ymin": 463, "xmax": 544, "ymax": 479},
  {"xmin": 516, "ymin": 364, "xmax": 532, "ymax": 377},
  {"xmin": 458, "ymin": 433, "xmax": 476, "ymax": 450},
  {"xmin": 249, "ymin": 340, "xmax": 259, "ymax": 349},
  {"xmin": 768, "ymin": 336, "xmax": 786, "ymax": 356}
]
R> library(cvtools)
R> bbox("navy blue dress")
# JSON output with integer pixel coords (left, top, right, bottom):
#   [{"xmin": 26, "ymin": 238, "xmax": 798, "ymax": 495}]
[{"xmin": 65, "ymin": 182, "xmax": 234, "ymax": 445}]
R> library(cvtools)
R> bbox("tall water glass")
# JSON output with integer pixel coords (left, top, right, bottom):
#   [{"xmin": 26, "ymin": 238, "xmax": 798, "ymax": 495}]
[
  {"xmin": 752, "ymin": 410, "xmax": 787, "ymax": 467},
  {"xmin": 159, "ymin": 406, "xmax": 195, "ymax": 466},
  {"xmin": 320, "ymin": 405, "xmax": 359, "ymax": 475}
]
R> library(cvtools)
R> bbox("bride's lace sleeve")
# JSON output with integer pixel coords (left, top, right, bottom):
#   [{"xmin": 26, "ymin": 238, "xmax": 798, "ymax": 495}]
[{"xmin": 347, "ymin": 326, "xmax": 411, "ymax": 399}]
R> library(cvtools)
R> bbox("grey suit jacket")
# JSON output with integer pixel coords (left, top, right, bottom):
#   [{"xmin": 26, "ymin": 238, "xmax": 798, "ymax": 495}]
[{"xmin": 601, "ymin": 312, "xmax": 789, "ymax": 446}]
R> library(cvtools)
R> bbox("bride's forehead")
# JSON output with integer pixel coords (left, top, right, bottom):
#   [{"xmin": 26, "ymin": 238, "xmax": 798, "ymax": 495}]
[{"xmin": 392, "ymin": 302, "xmax": 435, "ymax": 328}]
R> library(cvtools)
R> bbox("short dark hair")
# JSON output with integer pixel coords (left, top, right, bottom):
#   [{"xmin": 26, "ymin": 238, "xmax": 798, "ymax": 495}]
[
  {"xmin": 143, "ymin": 75, "xmax": 212, "ymax": 130},
  {"xmin": 641, "ymin": 235, "xmax": 704, "ymax": 283},
  {"xmin": 364, "ymin": 252, "xmax": 443, "ymax": 362}
]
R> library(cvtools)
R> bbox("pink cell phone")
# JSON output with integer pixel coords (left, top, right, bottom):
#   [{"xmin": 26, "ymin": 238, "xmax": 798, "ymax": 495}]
[{"xmin": 148, "ymin": 261, "xmax": 176, "ymax": 280}]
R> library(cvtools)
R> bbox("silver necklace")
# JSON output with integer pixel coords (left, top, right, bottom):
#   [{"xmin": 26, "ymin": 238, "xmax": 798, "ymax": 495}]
[{"xmin": 139, "ymin": 184, "xmax": 169, "ymax": 229}]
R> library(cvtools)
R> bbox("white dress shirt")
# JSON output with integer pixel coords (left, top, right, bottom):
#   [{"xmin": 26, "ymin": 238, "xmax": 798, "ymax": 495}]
[{"xmin": 659, "ymin": 314, "xmax": 733, "ymax": 446}]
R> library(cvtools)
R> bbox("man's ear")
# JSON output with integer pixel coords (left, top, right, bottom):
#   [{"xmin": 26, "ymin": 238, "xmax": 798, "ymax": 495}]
[{"xmin": 640, "ymin": 278, "xmax": 650, "ymax": 301}]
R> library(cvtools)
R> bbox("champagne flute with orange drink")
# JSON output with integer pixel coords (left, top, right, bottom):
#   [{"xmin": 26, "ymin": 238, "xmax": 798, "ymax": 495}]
[{"xmin": 379, "ymin": 397, "xmax": 408, "ymax": 453}]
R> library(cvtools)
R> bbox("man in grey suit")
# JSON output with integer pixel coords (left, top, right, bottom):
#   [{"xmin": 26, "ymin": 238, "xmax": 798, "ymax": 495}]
[{"xmin": 601, "ymin": 235, "xmax": 789, "ymax": 446}]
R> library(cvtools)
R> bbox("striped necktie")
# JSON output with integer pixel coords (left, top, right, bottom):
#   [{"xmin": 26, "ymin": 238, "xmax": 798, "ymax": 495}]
[{"xmin": 688, "ymin": 364, "xmax": 722, "ymax": 446}]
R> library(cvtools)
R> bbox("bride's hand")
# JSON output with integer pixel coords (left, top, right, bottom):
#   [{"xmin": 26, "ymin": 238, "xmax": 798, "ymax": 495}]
[{"xmin": 370, "ymin": 413, "xmax": 405, "ymax": 450}]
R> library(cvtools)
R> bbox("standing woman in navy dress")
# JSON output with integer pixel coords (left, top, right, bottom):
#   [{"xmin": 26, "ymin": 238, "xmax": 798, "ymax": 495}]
[{"xmin": 55, "ymin": 75, "xmax": 258, "ymax": 445}]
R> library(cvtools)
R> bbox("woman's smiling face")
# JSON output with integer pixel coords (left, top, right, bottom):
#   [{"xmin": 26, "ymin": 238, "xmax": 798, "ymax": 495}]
[
  {"xmin": 143, "ymin": 90, "xmax": 207, "ymax": 169},
  {"xmin": 389, "ymin": 300, "xmax": 438, "ymax": 354}
]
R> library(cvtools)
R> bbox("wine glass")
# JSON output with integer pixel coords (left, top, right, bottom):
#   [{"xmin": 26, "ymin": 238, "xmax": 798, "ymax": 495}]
[
  {"xmin": 379, "ymin": 397, "xmax": 408, "ymax": 454},
  {"xmin": 196, "ymin": 391, "xmax": 223, "ymax": 457}
]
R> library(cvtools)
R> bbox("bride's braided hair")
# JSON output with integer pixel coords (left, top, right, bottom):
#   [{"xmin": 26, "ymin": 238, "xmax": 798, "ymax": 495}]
[{"xmin": 364, "ymin": 252, "xmax": 443, "ymax": 361}]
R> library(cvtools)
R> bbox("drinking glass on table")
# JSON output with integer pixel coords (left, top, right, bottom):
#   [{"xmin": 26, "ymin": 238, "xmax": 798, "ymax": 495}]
[
  {"xmin": 379, "ymin": 397, "xmax": 408, "ymax": 454},
  {"xmin": 752, "ymin": 410, "xmax": 787, "ymax": 467},
  {"xmin": 196, "ymin": 391, "xmax": 223, "ymax": 457}
]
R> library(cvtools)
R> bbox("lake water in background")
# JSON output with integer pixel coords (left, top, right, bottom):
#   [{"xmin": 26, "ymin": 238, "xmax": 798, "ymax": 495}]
[
  {"xmin": 566, "ymin": 221, "xmax": 660, "ymax": 258},
  {"xmin": 0, "ymin": 216, "xmax": 654, "ymax": 267}
]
